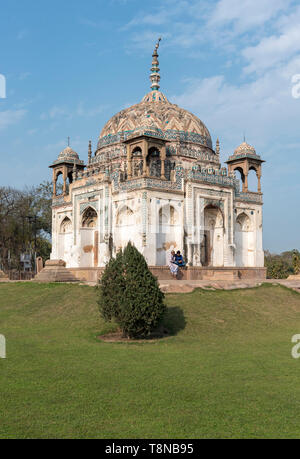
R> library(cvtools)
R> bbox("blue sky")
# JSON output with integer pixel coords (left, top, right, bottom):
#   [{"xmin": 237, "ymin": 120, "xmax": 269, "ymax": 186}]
[{"xmin": 0, "ymin": 0, "xmax": 299, "ymax": 252}]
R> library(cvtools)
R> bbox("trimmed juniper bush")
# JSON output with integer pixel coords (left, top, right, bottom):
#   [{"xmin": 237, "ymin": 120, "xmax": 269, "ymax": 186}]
[
  {"xmin": 97, "ymin": 250, "xmax": 125, "ymax": 323},
  {"xmin": 98, "ymin": 242, "xmax": 165, "ymax": 338}
]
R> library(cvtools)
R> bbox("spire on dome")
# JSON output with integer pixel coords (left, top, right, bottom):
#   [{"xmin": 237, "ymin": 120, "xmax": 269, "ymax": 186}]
[
  {"xmin": 150, "ymin": 38, "xmax": 161, "ymax": 91},
  {"xmin": 88, "ymin": 140, "xmax": 92, "ymax": 164},
  {"xmin": 216, "ymin": 138, "xmax": 220, "ymax": 156}
]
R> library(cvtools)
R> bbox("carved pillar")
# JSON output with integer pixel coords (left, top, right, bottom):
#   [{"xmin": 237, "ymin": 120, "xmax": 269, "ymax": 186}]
[
  {"xmin": 52, "ymin": 169, "xmax": 57, "ymax": 197},
  {"xmin": 63, "ymin": 168, "xmax": 67, "ymax": 195},
  {"xmin": 243, "ymin": 163, "xmax": 249, "ymax": 192},
  {"xmin": 243, "ymin": 173, "xmax": 248, "ymax": 192},
  {"xmin": 127, "ymin": 145, "xmax": 132, "ymax": 178},
  {"xmin": 257, "ymin": 168, "xmax": 262, "ymax": 193},
  {"xmin": 161, "ymin": 145, "xmax": 166, "ymax": 179},
  {"xmin": 142, "ymin": 139, "xmax": 148, "ymax": 176}
]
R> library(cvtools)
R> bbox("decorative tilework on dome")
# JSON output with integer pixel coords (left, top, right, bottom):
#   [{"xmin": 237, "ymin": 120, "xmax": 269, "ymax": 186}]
[
  {"xmin": 98, "ymin": 92, "xmax": 212, "ymax": 150},
  {"xmin": 58, "ymin": 146, "xmax": 79, "ymax": 161},
  {"xmin": 52, "ymin": 146, "xmax": 84, "ymax": 166},
  {"xmin": 141, "ymin": 90, "xmax": 169, "ymax": 103},
  {"xmin": 234, "ymin": 141, "xmax": 256, "ymax": 156}
]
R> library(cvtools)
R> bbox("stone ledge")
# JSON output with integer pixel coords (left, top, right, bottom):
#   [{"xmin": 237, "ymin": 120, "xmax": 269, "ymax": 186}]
[{"xmin": 68, "ymin": 266, "xmax": 266, "ymax": 283}]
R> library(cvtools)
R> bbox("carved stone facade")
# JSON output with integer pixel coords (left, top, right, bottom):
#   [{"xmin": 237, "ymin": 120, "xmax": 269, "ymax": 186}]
[{"xmin": 50, "ymin": 42, "xmax": 265, "ymax": 271}]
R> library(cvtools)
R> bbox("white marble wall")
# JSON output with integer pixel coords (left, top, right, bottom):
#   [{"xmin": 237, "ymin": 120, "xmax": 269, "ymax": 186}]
[{"xmin": 51, "ymin": 182, "xmax": 264, "ymax": 269}]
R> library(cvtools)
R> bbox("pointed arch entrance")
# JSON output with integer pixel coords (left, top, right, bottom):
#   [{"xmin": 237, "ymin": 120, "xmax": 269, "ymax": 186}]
[
  {"xmin": 58, "ymin": 217, "xmax": 73, "ymax": 264},
  {"xmin": 156, "ymin": 204, "xmax": 181, "ymax": 265},
  {"xmin": 80, "ymin": 206, "xmax": 99, "ymax": 267},
  {"xmin": 235, "ymin": 212, "xmax": 254, "ymax": 266},
  {"xmin": 201, "ymin": 205, "xmax": 224, "ymax": 267}
]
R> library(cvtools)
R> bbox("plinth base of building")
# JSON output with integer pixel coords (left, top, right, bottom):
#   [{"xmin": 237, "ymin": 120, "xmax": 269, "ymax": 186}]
[
  {"xmin": 288, "ymin": 274, "xmax": 300, "ymax": 280},
  {"xmin": 34, "ymin": 260, "xmax": 79, "ymax": 283},
  {"xmin": 0, "ymin": 270, "xmax": 9, "ymax": 281},
  {"xmin": 150, "ymin": 266, "xmax": 267, "ymax": 281},
  {"xmin": 67, "ymin": 266, "xmax": 267, "ymax": 283}
]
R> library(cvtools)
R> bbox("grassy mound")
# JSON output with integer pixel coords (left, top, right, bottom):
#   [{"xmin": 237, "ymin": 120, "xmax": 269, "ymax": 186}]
[{"xmin": 0, "ymin": 282, "xmax": 300, "ymax": 439}]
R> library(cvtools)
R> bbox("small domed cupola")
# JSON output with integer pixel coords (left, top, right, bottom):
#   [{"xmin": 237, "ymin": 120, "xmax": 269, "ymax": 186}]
[
  {"xmin": 233, "ymin": 141, "xmax": 257, "ymax": 157},
  {"xmin": 226, "ymin": 139, "xmax": 265, "ymax": 193},
  {"xmin": 50, "ymin": 141, "xmax": 85, "ymax": 197}
]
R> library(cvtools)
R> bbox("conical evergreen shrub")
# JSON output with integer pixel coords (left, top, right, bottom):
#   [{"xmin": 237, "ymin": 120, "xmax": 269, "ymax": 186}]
[
  {"xmin": 97, "ymin": 242, "xmax": 166, "ymax": 339},
  {"xmin": 97, "ymin": 250, "xmax": 125, "ymax": 322}
]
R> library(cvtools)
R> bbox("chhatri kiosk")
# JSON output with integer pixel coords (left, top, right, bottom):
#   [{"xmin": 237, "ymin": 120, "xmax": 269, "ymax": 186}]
[{"xmin": 46, "ymin": 40, "xmax": 266, "ymax": 282}]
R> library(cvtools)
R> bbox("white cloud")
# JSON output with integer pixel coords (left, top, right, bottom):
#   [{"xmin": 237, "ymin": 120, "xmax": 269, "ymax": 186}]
[
  {"xmin": 75, "ymin": 102, "xmax": 108, "ymax": 117},
  {"xmin": 40, "ymin": 103, "xmax": 108, "ymax": 121},
  {"xmin": 0, "ymin": 109, "xmax": 27, "ymax": 130},
  {"xmin": 207, "ymin": 0, "xmax": 289, "ymax": 33},
  {"xmin": 242, "ymin": 4, "xmax": 300, "ymax": 74},
  {"xmin": 122, "ymin": 0, "xmax": 292, "ymax": 53},
  {"xmin": 172, "ymin": 53, "xmax": 300, "ymax": 156},
  {"xmin": 122, "ymin": 0, "xmax": 191, "ymax": 30},
  {"xmin": 40, "ymin": 106, "xmax": 71, "ymax": 121}
]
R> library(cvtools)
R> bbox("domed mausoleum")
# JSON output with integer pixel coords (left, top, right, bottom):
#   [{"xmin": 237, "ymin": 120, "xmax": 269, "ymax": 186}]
[{"xmin": 48, "ymin": 40, "xmax": 266, "ymax": 281}]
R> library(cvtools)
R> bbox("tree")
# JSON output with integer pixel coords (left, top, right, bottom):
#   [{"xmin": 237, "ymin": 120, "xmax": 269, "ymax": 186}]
[
  {"xmin": 292, "ymin": 250, "xmax": 300, "ymax": 275},
  {"xmin": 0, "ymin": 181, "xmax": 55, "ymax": 270},
  {"xmin": 31, "ymin": 181, "xmax": 56, "ymax": 237},
  {"xmin": 98, "ymin": 242, "xmax": 166, "ymax": 339}
]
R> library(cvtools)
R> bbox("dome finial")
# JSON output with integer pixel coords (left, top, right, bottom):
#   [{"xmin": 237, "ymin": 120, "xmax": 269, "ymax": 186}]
[
  {"xmin": 216, "ymin": 138, "xmax": 220, "ymax": 156},
  {"xmin": 88, "ymin": 140, "xmax": 92, "ymax": 164},
  {"xmin": 150, "ymin": 38, "xmax": 162, "ymax": 91}
]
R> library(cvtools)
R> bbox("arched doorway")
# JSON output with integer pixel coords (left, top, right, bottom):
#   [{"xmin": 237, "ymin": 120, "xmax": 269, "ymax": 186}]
[
  {"xmin": 58, "ymin": 217, "xmax": 72, "ymax": 264},
  {"xmin": 55, "ymin": 172, "xmax": 64, "ymax": 196},
  {"xmin": 235, "ymin": 212, "xmax": 254, "ymax": 266},
  {"xmin": 115, "ymin": 206, "xmax": 136, "ymax": 252},
  {"xmin": 80, "ymin": 207, "xmax": 98, "ymax": 267},
  {"xmin": 248, "ymin": 167, "xmax": 258, "ymax": 192},
  {"xmin": 201, "ymin": 205, "xmax": 224, "ymax": 267},
  {"xmin": 147, "ymin": 147, "xmax": 161, "ymax": 178},
  {"xmin": 132, "ymin": 147, "xmax": 143, "ymax": 177},
  {"xmin": 234, "ymin": 168, "xmax": 244, "ymax": 192},
  {"xmin": 156, "ymin": 204, "xmax": 180, "ymax": 265}
]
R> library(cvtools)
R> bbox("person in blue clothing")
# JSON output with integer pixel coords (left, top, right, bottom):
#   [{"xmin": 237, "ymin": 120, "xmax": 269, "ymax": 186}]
[{"xmin": 175, "ymin": 251, "xmax": 186, "ymax": 267}]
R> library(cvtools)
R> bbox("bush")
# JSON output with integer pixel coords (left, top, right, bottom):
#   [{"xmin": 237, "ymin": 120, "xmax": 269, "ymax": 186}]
[
  {"xmin": 292, "ymin": 250, "xmax": 300, "ymax": 275},
  {"xmin": 264, "ymin": 250, "xmax": 295, "ymax": 279},
  {"xmin": 98, "ymin": 242, "xmax": 166, "ymax": 338},
  {"xmin": 265, "ymin": 259, "xmax": 291, "ymax": 279},
  {"xmin": 97, "ymin": 250, "xmax": 125, "ymax": 322}
]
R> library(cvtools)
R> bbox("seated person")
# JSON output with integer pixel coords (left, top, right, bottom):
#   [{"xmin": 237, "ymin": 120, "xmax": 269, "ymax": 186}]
[
  {"xmin": 175, "ymin": 251, "xmax": 186, "ymax": 267},
  {"xmin": 169, "ymin": 250, "xmax": 179, "ymax": 278}
]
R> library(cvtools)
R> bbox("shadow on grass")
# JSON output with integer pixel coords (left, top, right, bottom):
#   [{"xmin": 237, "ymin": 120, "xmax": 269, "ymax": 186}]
[
  {"xmin": 163, "ymin": 306, "xmax": 187, "ymax": 336},
  {"xmin": 97, "ymin": 307, "xmax": 186, "ymax": 343}
]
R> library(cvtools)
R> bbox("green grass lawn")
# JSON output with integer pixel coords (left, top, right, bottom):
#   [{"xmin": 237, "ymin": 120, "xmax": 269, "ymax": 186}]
[{"xmin": 1, "ymin": 282, "xmax": 300, "ymax": 439}]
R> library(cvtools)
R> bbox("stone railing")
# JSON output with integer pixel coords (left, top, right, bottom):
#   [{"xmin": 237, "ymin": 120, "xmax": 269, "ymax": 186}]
[
  {"xmin": 113, "ymin": 177, "xmax": 183, "ymax": 193},
  {"xmin": 236, "ymin": 191, "xmax": 263, "ymax": 204},
  {"xmin": 187, "ymin": 170, "xmax": 236, "ymax": 188}
]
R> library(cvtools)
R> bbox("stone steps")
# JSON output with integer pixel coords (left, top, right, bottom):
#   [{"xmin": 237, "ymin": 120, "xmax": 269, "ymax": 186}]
[{"xmin": 33, "ymin": 260, "xmax": 79, "ymax": 283}]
